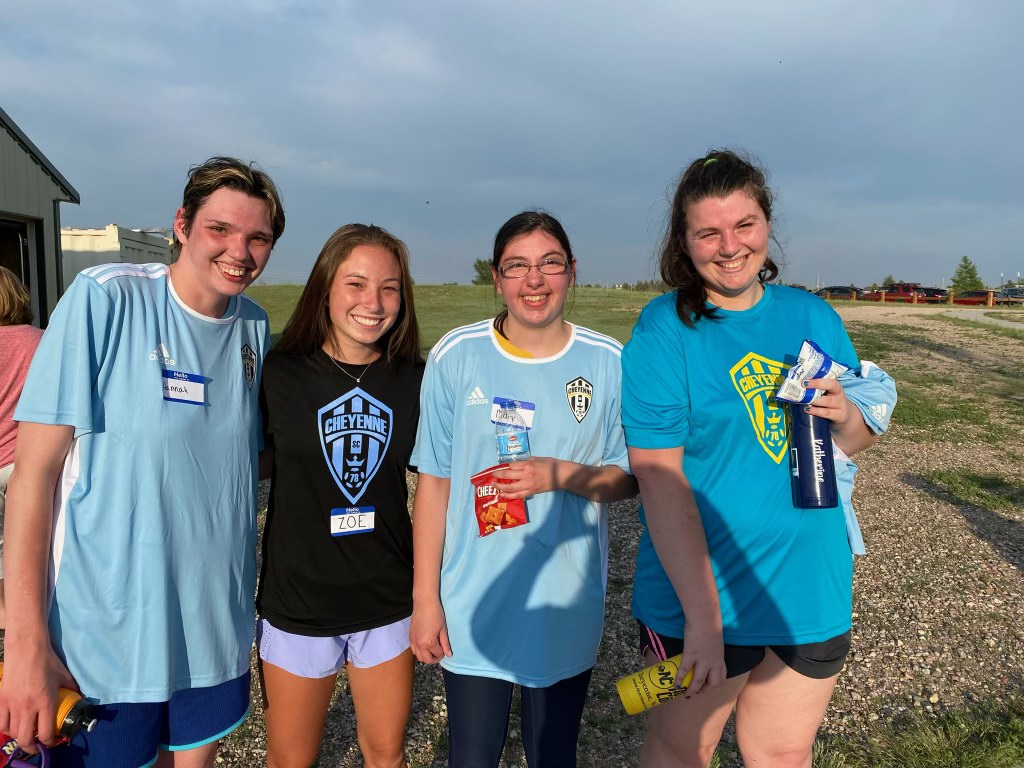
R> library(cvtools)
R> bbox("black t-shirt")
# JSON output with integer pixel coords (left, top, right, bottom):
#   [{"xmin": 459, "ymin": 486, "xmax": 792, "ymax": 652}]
[{"xmin": 257, "ymin": 348, "xmax": 424, "ymax": 636}]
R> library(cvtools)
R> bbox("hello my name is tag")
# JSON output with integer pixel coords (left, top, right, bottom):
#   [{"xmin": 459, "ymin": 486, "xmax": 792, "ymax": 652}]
[
  {"xmin": 162, "ymin": 370, "xmax": 208, "ymax": 406},
  {"xmin": 330, "ymin": 506, "xmax": 376, "ymax": 536}
]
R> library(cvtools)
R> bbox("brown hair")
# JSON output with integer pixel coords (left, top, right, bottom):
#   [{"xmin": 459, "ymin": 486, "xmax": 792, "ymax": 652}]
[
  {"xmin": 275, "ymin": 224, "xmax": 422, "ymax": 364},
  {"xmin": 659, "ymin": 149, "xmax": 780, "ymax": 327},
  {"xmin": 491, "ymin": 210, "xmax": 576, "ymax": 336},
  {"xmin": 172, "ymin": 156, "xmax": 285, "ymax": 255},
  {"xmin": 0, "ymin": 266, "xmax": 33, "ymax": 326}
]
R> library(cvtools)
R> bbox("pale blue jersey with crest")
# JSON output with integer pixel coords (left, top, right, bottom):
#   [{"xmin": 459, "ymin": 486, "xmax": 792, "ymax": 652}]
[
  {"xmin": 623, "ymin": 285, "xmax": 859, "ymax": 645},
  {"xmin": 412, "ymin": 321, "xmax": 631, "ymax": 686},
  {"xmin": 15, "ymin": 263, "xmax": 267, "ymax": 703}
]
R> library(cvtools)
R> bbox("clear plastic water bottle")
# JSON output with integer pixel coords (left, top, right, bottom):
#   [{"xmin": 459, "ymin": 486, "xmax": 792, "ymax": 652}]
[{"xmin": 495, "ymin": 406, "xmax": 531, "ymax": 463}]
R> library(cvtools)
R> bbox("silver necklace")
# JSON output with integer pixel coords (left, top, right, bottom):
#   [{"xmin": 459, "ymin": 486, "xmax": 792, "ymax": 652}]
[{"xmin": 325, "ymin": 350, "xmax": 378, "ymax": 384}]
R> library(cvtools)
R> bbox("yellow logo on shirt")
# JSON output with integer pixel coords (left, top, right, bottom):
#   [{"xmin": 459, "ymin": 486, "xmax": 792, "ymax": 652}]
[{"xmin": 729, "ymin": 353, "xmax": 789, "ymax": 464}]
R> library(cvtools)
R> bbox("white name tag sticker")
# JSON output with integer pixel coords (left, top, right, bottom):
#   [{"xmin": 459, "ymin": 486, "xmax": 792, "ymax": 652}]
[
  {"xmin": 162, "ymin": 369, "xmax": 208, "ymax": 406},
  {"xmin": 490, "ymin": 397, "xmax": 536, "ymax": 429},
  {"xmin": 331, "ymin": 506, "xmax": 376, "ymax": 536}
]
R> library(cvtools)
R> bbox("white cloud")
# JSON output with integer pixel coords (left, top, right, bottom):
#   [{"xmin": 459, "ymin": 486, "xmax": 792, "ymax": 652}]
[{"xmin": 2, "ymin": 0, "xmax": 1021, "ymax": 286}]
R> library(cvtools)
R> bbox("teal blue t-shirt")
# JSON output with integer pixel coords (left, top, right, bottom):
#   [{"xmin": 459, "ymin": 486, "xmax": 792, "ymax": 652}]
[
  {"xmin": 412, "ymin": 321, "xmax": 631, "ymax": 686},
  {"xmin": 15, "ymin": 263, "xmax": 267, "ymax": 703},
  {"xmin": 622, "ymin": 285, "xmax": 858, "ymax": 644}
]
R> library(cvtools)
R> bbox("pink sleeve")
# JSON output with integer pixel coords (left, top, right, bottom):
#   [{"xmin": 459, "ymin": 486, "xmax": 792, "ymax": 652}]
[{"xmin": 0, "ymin": 325, "xmax": 44, "ymax": 466}]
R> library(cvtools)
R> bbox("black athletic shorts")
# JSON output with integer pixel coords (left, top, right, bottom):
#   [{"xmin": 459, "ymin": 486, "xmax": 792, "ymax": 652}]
[{"xmin": 638, "ymin": 621, "xmax": 850, "ymax": 680}]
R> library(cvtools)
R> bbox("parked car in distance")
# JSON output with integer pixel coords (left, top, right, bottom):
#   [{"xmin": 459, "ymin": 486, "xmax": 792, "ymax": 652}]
[
  {"xmin": 861, "ymin": 283, "xmax": 921, "ymax": 302},
  {"xmin": 952, "ymin": 290, "xmax": 992, "ymax": 306},
  {"xmin": 815, "ymin": 285, "xmax": 862, "ymax": 300},
  {"xmin": 996, "ymin": 287, "xmax": 1024, "ymax": 305},
  {"xmin": 917, "ymin": 287, "xmax": 949, "ymax": 303}
]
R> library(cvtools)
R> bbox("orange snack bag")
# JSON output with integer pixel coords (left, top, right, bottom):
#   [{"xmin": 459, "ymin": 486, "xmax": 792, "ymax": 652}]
[{"xmin": 470, "ymin": 464, "xmax": 528, "ymax": 537}]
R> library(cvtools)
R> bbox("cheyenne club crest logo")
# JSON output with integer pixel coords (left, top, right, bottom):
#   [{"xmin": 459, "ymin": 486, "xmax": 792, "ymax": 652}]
[
  {"xmin": 241, "ymin": 344, "xmax": 257, "ymax": 390},
  {"xmin": 318, "ymin": 389, "xmax": 393, "ymax": 504},
  {"xmin": 729, "ymin": 353, "xmax": 788, "ymax": 463},
  {"xmin": 565, "ymin": 376, "xmax": 593, "ymax": 423}
]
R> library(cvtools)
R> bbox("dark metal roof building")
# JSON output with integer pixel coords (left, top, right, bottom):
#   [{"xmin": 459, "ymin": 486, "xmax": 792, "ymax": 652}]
[{"xmin": 0, "ymin": 104, "xmax": 80, "ymax": 326}]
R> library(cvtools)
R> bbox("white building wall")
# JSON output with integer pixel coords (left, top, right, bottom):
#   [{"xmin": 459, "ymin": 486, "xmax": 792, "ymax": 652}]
[{"xmin": 60, "ymin": 225, "xmax": 173, "ymax": 287}]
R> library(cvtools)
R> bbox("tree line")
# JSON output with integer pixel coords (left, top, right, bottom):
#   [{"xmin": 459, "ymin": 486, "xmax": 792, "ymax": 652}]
[
  {"xmin": 472, "ymin": 259, "xmax": 666, "ymax": 291},
  {"xmin": 473, "ymin": 256, "xmax": 1018, "ymax": 293},
  {"xmin": 875, "ymin": 256, "xmax": 1020, "ymax": 293}
]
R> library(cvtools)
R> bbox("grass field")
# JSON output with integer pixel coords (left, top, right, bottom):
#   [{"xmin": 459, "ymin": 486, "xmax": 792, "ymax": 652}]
[
  {"xmin": 246, "ymin": 283, "xmax": 661, "ymax": 348},
  {"xmin": 844, "ymin": 317, "xmax": 1021, "ymax": 447}
]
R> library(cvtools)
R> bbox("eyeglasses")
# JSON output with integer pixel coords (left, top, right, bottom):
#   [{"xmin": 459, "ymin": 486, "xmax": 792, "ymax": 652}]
[{"xmin": 496, "ymin": 258, "xmax": 571, "ymax": 279}]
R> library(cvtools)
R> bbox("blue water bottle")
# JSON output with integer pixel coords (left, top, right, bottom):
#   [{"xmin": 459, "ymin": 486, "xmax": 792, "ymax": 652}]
[{"xmin": 788, "ymin": 404, "xmax": 838, "ymax": 509}]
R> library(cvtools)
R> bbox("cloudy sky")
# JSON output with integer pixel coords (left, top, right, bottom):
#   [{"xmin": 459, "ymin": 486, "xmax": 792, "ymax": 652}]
[{"xmin": 3, "ymin": 1, "xmax": 1021, "ymax": 288}]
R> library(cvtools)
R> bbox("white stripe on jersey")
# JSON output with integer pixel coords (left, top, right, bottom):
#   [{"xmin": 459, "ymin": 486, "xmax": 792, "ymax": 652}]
[
  {"xmin": 50, "ymin": 435, "xmax": 83, "ymax": 600},
  {"xmin": 84, "ymin": 262, "xmax": 168, "ymax": 284},
  {"xmin": 433, "ymin": 319, "xmax": 493, "ymax": 362},
  {"xmin": 575, "ymin": 327, "xmax": 622, "ymax": 357},
  {"xmin": 434, "ymin": 321, "xmax": 622, "ymax": 362}
]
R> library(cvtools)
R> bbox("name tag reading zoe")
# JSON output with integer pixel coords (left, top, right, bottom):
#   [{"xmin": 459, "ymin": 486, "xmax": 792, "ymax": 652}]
[
  {"xmin": 331, "ymin": 506, "xmax": 376, "ymax": 537},
  {"xmin": 162, "ymin": 369, "xmax": 209, "ymax": 406}
]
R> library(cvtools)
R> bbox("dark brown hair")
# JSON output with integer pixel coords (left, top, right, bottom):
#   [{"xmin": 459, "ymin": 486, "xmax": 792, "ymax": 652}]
[
  {"xmin": 660, "ymin": 149, "xmax": 780, "ymax": 327},
  {"xmin": 275, "ymin": 224, "xmax": 422, "ymax": 364},
  {"xmin": 491, "ymin": 210, "xmax": 576, "ymax": 336},
  {"xmin": 173, "ymin": 156, "xmax": 285, "ymax": 255},
  {"xmin": 0, "ymin": 266, "xmax": 33, "ymax": 326}
]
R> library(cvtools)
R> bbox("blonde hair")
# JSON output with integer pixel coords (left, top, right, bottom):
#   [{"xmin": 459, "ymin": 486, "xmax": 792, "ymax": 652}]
[{"xmin": 0, "ymin": 266, "xmax": 33, "ymax": 325}]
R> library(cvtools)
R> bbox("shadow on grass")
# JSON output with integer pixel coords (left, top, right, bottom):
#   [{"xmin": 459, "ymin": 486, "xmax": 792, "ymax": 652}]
[{"xmin": 904, "ymin": 471, "xmax": 1024, "ymax": 575}]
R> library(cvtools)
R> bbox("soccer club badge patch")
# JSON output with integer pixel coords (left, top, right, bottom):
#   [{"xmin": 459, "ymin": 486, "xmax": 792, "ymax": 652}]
[
  {"xmin": 318, "ymin": 389, "xmax": 393, "ymax": 504},
  {"xmin": 729, "ymin": 352, "xmax": 788, "ymax": 464},
  {"xmin": 241, "ymin": 343, "xmax": 257, "ymax": 390},
  {"xmin": 565, "ymin": 376, "xmax": 593, "ymax": 423}
]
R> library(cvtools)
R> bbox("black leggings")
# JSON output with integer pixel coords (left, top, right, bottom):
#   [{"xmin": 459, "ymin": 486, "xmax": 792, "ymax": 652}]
[{"xmin": 442, "ymin": 667, "xmax": 593, "ymax": 768}]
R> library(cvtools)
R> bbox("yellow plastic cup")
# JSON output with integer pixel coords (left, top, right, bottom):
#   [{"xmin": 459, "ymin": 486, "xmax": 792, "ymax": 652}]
[{"xmin": 616, "ymin": 653, "xmax": 695, "ymax": 715}]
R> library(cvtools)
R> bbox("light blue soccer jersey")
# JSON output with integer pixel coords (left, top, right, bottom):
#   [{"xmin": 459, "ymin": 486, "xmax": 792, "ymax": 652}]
[
  {"xmin": 412, "ymin": 321, "xmax": 630, "ymax": 686},
  {"xmin": 622, "ymin": 285, "xmax": 859, "ymax": 645},
  {"xmin": 15, "ymin": 264, "xmax": 267, "ymax": 703}
]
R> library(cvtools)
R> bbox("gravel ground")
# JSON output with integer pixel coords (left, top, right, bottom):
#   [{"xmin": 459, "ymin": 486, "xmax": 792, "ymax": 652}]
[{"xmin": 216, "ymin": 305, "xmax": 1024, "ymax": 767}]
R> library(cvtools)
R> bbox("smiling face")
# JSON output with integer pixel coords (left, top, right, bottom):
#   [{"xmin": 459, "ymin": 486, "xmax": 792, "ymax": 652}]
[
  {"xmin": 325, "ymin": 244, "xmax": 402, "ymax": 363},
  {"xmin": 493, "ymin": 229, "xmax": 575, "ymax": 337},
  {"xmin": 170, "ymin": 187, "xmax": 274, "ymax": 317},
  {"xmin": 684, "ymin": 190, "xmax": 771, "ymax": 310}
]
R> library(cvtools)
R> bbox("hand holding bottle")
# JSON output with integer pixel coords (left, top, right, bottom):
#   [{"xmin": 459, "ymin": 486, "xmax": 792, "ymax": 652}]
[{"xmin": 617, "ymin": 654, "xmax": 696, "ymax": 714}]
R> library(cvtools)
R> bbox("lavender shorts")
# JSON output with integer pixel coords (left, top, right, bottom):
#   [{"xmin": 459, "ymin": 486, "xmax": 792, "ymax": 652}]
[{"xmin": 257, "ymin": 616, "xmax": 411, "ymax": 678}]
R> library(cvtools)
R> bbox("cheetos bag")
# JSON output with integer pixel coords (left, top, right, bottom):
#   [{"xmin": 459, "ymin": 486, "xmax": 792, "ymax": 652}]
[{"xmin": 469, "ymin": 464, "xmax": 528, "ymax": 537}]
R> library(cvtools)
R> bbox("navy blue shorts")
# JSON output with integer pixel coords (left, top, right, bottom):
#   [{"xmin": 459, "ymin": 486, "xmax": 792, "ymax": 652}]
[
  {"xmin": 53, "ymin": 671, "xmax": 250, "ymax": 768},
  {"xmin": 639, "ymin": 622, "xmax": 850, "ymax": 680}
]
